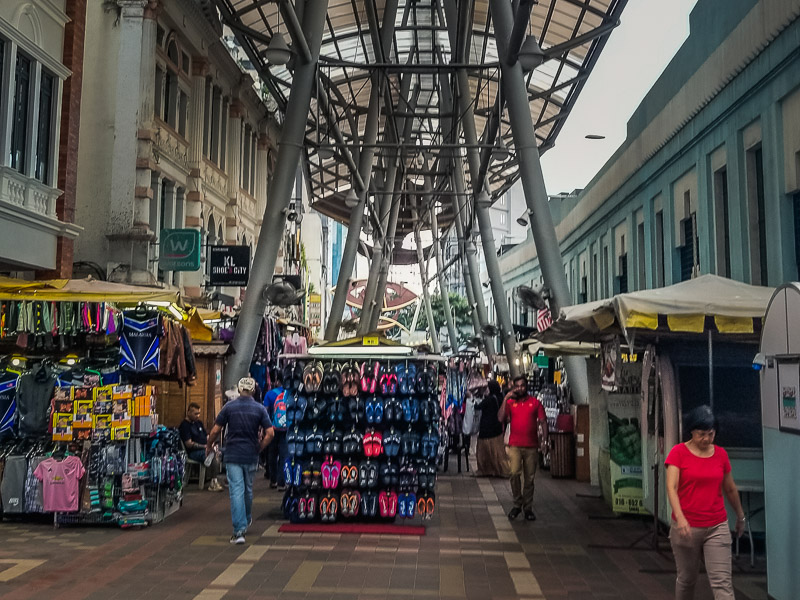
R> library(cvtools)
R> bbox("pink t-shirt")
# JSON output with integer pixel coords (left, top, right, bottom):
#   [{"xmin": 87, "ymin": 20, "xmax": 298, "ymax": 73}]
[{"xmin": 34, "ymin": 456, "xmax": 85, "ymax": 512}]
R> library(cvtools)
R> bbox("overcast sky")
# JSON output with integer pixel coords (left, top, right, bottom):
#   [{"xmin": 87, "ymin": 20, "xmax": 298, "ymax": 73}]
[{"xmin": 539, "ymin": 0, "xmax": 699, "ymax": 195}]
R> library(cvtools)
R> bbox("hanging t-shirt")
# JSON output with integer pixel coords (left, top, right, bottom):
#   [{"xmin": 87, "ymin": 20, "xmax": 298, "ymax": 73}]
[
  {"xmin": 1, "ymin": 456, "xmax": 28, "ymax": 513},
  {"xmin": 120, "ymin": 312, "xmax": 161, "ymax": 374},
  {"xmin": 17, "ymin": 362, "xmax": 56, "ymax": 437},
  {"xmin": 34, "ymin": 456, "xmax": 85, "ymax": 513},
  {"xmin": 0, "ymin": 370, "xmax": 19, "ymax": 440}
]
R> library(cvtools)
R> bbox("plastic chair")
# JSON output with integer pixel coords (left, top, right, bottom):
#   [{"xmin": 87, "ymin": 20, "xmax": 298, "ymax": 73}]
[{"xmin": 182, "ymin": 441, "xmax": 207, "ymax": 491}]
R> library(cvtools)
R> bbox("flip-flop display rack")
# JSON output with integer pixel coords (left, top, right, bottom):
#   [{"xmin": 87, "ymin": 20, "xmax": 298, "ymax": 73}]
[{"xmin": 279, "ymin": 357, "xmax": 442, "ymax": 524}]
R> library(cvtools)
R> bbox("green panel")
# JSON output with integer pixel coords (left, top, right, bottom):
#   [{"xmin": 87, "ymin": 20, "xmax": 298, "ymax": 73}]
[{"xmin": 159, "ymin": 229, "xmax": 201, "ymax": 271}]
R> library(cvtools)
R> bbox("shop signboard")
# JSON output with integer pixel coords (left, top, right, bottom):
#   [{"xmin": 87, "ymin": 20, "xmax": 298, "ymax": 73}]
[
  {"xmin": 608, "ymin": 394, "xmax": 646, "ymax": 514},
  {"xmin": 209, "ymin": 245, "xmax": 250, "ymax": 286},
  {"xmin": 159, "ymin": 229, "xmax": 201, "ymax": 271},
  {"xmin": 308, "ymin": 293, "xmax": 321, "ymax": 328}
]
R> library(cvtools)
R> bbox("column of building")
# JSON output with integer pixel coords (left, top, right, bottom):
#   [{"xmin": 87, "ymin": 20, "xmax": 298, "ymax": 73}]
[
  {"xmin": 222, "ymin": 98, "xmax": 243, "ymax": 300},
  {"xmin": 183, "ymin": 57, "xmax": 209, "ymax": 299}
]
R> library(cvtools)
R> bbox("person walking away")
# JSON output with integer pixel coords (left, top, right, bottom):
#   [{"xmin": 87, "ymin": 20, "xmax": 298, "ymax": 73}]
[
  {"xmin": 498, "ymin": 375, "xmax": 547, "ymax": 521},
  {"xmin": 206, "ymin": 377, "xmax": 274, "ymax": 544},
  {"xmin": 178, "ymin": 403, "xmax": 223, "ymax": 491},
  {"xmin": 475, "ymin": 380, "xmax": 509, "ymax": 477},
  {"xmin": 665, "ymin": 405, "xmax": 745, "ymax": 600},
  {"xmin": 263, "ymin": 370, "xmax": 288, "ymax": 489}
]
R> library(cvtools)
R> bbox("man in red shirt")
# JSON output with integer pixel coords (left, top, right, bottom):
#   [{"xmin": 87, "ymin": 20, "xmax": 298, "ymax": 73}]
[{"xmin": 498, "ymin": 375, "xmax": 547, "ymax": 521}]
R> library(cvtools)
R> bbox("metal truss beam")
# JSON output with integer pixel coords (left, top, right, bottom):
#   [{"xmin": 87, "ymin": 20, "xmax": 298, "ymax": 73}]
[
  {"xmin": 325, "ymin": 0, "xmax": 400, "ymax": 341},
  {"xmin": 223, "ymin": 0, "xmax": 329, "ymax": 389},
  {"xmin": 490, "ymin": 0, "xmax": 590, "ymax": 401}
]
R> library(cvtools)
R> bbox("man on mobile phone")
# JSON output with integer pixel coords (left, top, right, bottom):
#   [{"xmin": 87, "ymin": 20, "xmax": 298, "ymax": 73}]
[{"xmin": 498, "ymin": 375, "xmax": 548, "ymax": 521}]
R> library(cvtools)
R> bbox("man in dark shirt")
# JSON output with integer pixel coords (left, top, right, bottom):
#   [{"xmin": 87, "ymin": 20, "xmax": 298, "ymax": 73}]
[
  {"xmin": 179, "ymin": 403, "xmax": 222, "ymax": 491},
  {"xmin": 206, "ymin": 377, "xmax": 274, "ymax": 544}
]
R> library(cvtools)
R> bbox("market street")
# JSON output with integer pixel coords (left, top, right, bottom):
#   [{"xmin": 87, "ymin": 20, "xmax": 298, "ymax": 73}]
[{"xmin": 0, "ymin": 467, "xmax": 766, "ymax": 600}]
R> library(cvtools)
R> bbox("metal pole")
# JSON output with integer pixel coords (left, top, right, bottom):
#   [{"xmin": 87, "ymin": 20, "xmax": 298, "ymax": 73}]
[
  {"xmin": 414, "ymin": 227, "xmax": 441, "ymax": 353},
  {"xmin": 708, "ymin": 329, "xmax": 714, "ymax": 410},
  {"xmin": 489, "ymin": 0, "xmax": 590, "ymax": 402},
  {"xmin": 369, "ymin": 193, "xmax": 402, "ymax": 331},
  {"xmin": 429, "ymin": 204, "xmax": 459, "ymax": 351},
  {"xmin": 357, "ymin": 232, "xmax": 383, "ymax": 335},
  {"xmin": 224, "ymin": 0, "xmax": 330, "ymax": 389},
  {"xmin": 360, "ymin": 76, "xmax": 416, "ymax": 334},
  {"xmin": 449, "ymin": 175, "xmax": 496, "ymax": 358},
  {"xmin": 436, "ymin": 50, "xmax": 506, "ymax": 369},
  {"xmin": 325, "ymin": 0, "xmax": 400, "ymax": 341}
]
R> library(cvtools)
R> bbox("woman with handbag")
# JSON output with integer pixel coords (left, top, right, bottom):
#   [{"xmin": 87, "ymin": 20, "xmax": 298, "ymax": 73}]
[{"xmin": 475, "ymin": 380, "xmax": 509, "ymax": 477}]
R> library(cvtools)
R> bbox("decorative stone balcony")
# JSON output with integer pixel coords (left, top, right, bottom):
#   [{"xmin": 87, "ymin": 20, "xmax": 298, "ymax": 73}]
[{"xmin": 0, "ymin": 165, "xmax": 59, "ymax": 218}]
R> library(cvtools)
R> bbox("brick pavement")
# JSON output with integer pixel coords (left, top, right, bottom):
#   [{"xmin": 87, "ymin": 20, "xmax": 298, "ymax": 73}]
[{"xmin": 0, "ymin": 462, "xmax": 767, "ymax": 599}]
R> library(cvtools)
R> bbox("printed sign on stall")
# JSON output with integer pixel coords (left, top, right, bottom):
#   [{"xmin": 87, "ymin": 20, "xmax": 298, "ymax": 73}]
[{"xmin": 607, "ymin": 395, "xmax": 647, "ymax": 515}]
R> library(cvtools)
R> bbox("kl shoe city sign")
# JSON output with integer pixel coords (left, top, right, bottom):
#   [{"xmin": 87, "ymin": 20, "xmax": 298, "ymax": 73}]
[{"xmin": 159, "ymin": 229, "xmax": 201, "ymax": 271}]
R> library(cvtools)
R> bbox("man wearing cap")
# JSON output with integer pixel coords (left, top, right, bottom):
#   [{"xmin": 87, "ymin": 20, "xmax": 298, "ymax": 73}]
[{"xmin": 206, "ymin": 377, "xmax": 274, "ymax": 544}]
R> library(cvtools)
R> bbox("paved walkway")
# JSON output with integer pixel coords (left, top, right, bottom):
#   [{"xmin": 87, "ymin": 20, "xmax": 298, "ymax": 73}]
[{"xmin": 0, "ymin": 462, "xmax": 767, "ymax": 600}]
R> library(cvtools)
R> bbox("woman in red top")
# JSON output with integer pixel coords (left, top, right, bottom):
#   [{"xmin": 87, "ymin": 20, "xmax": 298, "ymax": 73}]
[{"xmin": 665, "ymin": 405, "xmax": 745, "ymax": 600}]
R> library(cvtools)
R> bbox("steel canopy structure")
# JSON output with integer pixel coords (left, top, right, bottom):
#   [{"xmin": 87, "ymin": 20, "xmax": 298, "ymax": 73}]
[
  {"xmin": 218, "ymin": 0, "xmax": 622, "ymax": 232},
  {"xmin": 217, "ymin": 0, "xmax": 626, "ymax": 402}
]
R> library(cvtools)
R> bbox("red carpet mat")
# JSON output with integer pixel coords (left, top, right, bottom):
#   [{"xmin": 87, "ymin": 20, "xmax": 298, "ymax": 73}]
[{"xmin": 278, "ymin": 523, "xmax": 426, "ymax": 536}]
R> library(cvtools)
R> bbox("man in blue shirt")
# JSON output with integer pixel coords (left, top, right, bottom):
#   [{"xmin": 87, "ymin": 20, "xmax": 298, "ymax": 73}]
[
  {"xmin": 206, "ymin": 377, "xmax": 274, "ymax": 544},
  {"xmin": 262, "ymin": 370, "xmax": 288, "ymax": 489}
]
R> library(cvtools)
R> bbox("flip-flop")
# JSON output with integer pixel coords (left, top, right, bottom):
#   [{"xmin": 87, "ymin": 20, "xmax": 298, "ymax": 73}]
[
  {"xmin": 365, "ymin": 397, "xmax": 376, "ymax": 424},
  {"xmin": 407, "ymin": 493, "xmax": 416, "ymax": 518},
  {"xmin": 283, "ymin": 458, "xmax": 294, "ymax": 485},
  {"xmin": 311, "ymin": 460, "xmax": 322, "ymax": 491},
  {"xmin": 341, "ymin": 463, "xmax": 358, "ymax": 487},
  {"xmin": 379, "ymin": 490, "xmax": 390, "ymax": 517},
  {"xmin": 298, "ymin": 496, "xmax": 308, "ymax": 521},
  {"xmin": 389, "ymin": 492, "xmax": 398, "ymax": 517},
  {"xmin": 373, "ymin": 398, "xmax": 384, "ymax": 424},
  {"xmin": 321, "ymin": 458, "xmax": 333, "ymax": 489},
  {"xmin": 371, "ymin": 430, "xmax": 383, "ymax": 457},
  {"xmin": 330, "ymin": 460, "xmax": 341, "ymax": 488},
  {"xmin": 417, "ymin": 495, "xmax": 427, "ymax": 518},
  {"xmin": 306, "ymin": 494, "xmax": 317, "ymax": 520},
  {"xmin": 293, "ymin": 461, "xmax": 303, "ymax": 488},
  {"xmin": 370, "ymin": 361, "xmax": 380, "ymax": 395},
  {"xmin": 398, "ymin": 493, "xmax": 408, "ymax": 518}
]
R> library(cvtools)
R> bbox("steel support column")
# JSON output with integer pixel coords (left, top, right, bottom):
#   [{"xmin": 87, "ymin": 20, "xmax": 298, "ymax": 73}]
[
  {"xmin": 450, "ymin": 174, "xmax": 495, "ymax": 358},
  {"xmin": 360, "ymin": 74, "xmax": 416, "ymax": 334},
  {"xmin": 489, "ymin": 0, "xmax": 589, "ymax": 402},
  {"xmin": 429, "ymin": 204, "xmax": 459, "ymax": 351},
  {"xmin": 435, "ymin": 64, "xmax": 496, "ymax": 359},
  {"xmin": 414, "ymin": 226, "xmax": 441, "ymax": 353},
  {"xmin": 325, "ymin": 0, "xmax": 400, "ymax": 341},
  {"xmin": 224, "ymin": 0, "xmax": 329, "ymax": 389}
]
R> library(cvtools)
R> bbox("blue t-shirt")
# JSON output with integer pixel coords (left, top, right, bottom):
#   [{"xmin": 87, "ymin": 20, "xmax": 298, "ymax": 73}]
[
  {"xmin": 263, "ymin": 386, "xmax": 284, "ymax": 417},
  {"xmin": 215, "ymin": 396, "xmax": 273, "ymax": 464}
]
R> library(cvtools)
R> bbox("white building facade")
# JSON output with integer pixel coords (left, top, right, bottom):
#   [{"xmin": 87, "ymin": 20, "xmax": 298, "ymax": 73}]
[
  {"xmin": 0, "ymin": 0, "xmax": 81, "ymax": 274},
  {"xmin": 75, "ymin": 0, "xmax": 278, "ymax": 303}
]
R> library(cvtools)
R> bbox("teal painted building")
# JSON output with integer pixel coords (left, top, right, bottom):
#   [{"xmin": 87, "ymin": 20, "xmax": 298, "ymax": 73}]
[
  {"xmin": 497, "ymin": 1, "xmax": 800, "ymax": 595},
  {"xmin": 499, "ymin": 0, "xmax": 800, "ymax": 312}
]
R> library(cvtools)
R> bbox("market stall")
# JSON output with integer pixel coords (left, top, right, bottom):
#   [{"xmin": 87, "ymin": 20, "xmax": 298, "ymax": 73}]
[
  {"xmin": 276, "ymin": 336, "xmax": 443, "ymax": 532},
  {"xmin": 532, "ymin": 275, "xmax": 772, "ymax": 528},
  {"xmin": 0, "ymin": 278, "xmax": 195, "ymax": 527}
]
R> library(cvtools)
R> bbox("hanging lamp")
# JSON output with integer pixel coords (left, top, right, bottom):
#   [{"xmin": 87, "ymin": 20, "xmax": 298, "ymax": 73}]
[
  {"xmin": 265, "ymin": 32, "xmax": 292, "ymax": 65},
  {"xmin": 518, "ymin": 35, "xmax": 545, "ymax": 72}
]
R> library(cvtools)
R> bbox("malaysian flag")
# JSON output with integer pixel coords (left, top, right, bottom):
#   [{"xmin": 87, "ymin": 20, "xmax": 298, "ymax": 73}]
[{"xmin": 536, "ymin": 307, "xmax": 553, "ymax": 332}]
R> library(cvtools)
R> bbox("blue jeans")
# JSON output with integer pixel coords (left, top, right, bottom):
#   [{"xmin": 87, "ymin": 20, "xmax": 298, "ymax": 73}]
[{"xmin": 225, "ymin": 462, "xmax": 257, "ymax": 535}]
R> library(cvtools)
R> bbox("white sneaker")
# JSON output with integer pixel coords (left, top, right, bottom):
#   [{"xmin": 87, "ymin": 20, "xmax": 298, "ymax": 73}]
[
  {"xmin": 203, "ymin": 451, "xmax": 215, "ymax": 468},
  {"xmin": 230, "ymin": 534, "xmax": 245, "ymax": 545}
]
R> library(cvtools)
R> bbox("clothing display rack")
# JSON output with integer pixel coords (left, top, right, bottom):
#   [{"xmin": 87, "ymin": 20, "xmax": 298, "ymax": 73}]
[
  {"xmin": 0, "ymin": 301, "xmax": 195, "ymax": 528},
  {"xmin": 277, "ymin": 354, "xmax": 443, "ymax": 525}
]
